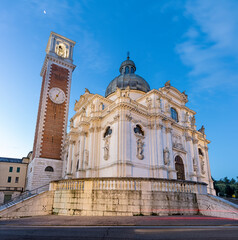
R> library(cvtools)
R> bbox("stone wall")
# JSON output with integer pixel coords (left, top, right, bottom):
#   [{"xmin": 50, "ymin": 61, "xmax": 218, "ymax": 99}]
[
  {"xmin": 197, "ymin": 194, "xmax": 238, "ymax": 220},
  {"xmin": 53, "ymin": 189, "xmax": 198, "ymax": 216},
  {"xmin": 0, "ymin": 191, "xmax": 54, "ymax": 219}
]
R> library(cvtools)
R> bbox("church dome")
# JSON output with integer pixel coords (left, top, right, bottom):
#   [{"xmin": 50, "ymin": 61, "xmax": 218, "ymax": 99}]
[{"xmin": 105, "ymin": 56, "xmax": 150, "ymax": 97}]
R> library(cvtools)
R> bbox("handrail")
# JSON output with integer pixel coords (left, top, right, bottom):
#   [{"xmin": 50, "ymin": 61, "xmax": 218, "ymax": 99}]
[{"xmin": 0, "ymin": 184, "xmax": 49, "ymax": 211}]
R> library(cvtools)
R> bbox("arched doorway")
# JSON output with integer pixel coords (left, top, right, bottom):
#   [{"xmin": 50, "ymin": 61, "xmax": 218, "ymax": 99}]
[{"xmin": 175, "ymin": 156, "xmax": 185, "ymax": 180}]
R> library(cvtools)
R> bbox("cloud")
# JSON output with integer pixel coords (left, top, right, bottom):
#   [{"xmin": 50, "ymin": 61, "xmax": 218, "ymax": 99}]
[{"xmin": 176, "ymin": 0, "xmax": 238, "ymax": 92}]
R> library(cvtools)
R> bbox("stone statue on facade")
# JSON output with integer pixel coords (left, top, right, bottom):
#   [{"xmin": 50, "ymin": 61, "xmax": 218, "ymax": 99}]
[
  {"xmin": 165, "ymin": 80, "xmax": 171, "ymax": 88},
  {"xmin": 163, "ymin": 147, "xmax": 170, "ymax": 165},
  {"xmin": 136, "ymin": 139, "xmax": 144, "ymax": 160},
  {"xmin": 104, "ymin": 138, "xmax": 109, "ymax": 160},
  {"xmin": 200, "ymin": 159, "xmax": 205, "ymax": 174},
  {"xmin": 193, "ymin": 158, "xmax": 197, "ymax": 172},
  {"xmin": 84, "ymin": 150, "xmax": 89, "ymax": 167},
  {"xmin": 198, "ymin": 125, "xmax": 205, "ymax": 134},
  {"xmin": 85, "ymin": 88, "xmax": 90, "ymax": 94},
  {"xmin": 191, "ymin": 116, "xmax": 195, "ymax": 127}
]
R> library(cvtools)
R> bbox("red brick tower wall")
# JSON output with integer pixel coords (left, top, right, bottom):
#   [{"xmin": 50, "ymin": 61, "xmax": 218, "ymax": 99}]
[{"xmin": 40, "ymin": 64, "xmax": 69, "ymax": 160}]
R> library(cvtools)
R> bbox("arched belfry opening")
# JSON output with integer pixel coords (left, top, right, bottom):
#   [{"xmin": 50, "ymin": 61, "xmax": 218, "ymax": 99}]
[{"xmin": 175, "ymin": 156, "xmax": 185, "ymax": 180}]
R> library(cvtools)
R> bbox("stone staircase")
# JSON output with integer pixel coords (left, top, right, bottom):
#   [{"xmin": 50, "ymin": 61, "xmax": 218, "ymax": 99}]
[{"xmin": 0, "ymin": 184, "xmax": 49, "ymax": 211}]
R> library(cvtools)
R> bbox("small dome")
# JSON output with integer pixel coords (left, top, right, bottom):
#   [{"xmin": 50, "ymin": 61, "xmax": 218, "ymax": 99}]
[{"xmin": 105, "ymin": 56, "xmax": 150, "ymax": 97}]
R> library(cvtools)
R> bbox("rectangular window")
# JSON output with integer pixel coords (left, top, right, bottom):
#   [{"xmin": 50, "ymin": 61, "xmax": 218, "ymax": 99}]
[
  {"xmin": 15, "ymin": 177, "xmax": 19, "ymax": 183},
  {"xmin": 9, "ymin": 167, "xmax": 13, "ymax": 172},
  {"xmin": 7, "ymin": 177, "xmax": 11, "ymax": 183},
  {"xmin": 17, "ymin": 167, "xmax": 20, "ymax": 173}
]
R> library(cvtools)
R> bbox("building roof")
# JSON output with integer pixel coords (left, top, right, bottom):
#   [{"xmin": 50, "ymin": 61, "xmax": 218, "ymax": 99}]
[
  {"xmin": 105, "ymin": 57, "xmax": 150, "ymax": 97},
  {"xmin": 0, "ymin": 157, "xmax": 23, "ymax": 163}
]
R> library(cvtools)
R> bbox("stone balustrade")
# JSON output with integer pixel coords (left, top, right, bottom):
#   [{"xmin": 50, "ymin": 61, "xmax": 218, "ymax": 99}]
[{"xmin": 50, "ymin": 178, "xmax": 207, "ymax": 194}]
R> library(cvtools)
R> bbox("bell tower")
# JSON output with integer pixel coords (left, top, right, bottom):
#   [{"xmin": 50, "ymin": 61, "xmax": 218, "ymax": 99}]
[{"xmin": 26, "ymin": 32, "xmax": 76, "ymax": 190}]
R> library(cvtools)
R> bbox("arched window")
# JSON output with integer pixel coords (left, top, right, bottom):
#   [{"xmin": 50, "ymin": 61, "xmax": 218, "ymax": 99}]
[
  {"xmin": 171, "ymin": 108, "xmax": 178, "ymax": 122},
  {"xmin": 134, "ymin": 125, "xmax": 144, "ymax": 136},
  {"xmin": 45, "ymin": 166, "xmax": 54, "ymax": 172},
  {"xmin": 131, "ymin": 67, "xmax": 134, "ymax": 73},
  {"xmin": 175, "ymin": 156, "xmax": 185, "ymax": 180},
  {"xmin": 104, "ymin": 126, "xmax": 112, "ymax": 138},
  {"xmin": 125, "ymin": 66, "xmax": 129, "ymax": 74},
  {"xmin": 198, "ymin": 148, "xmax": 204, "ymax": 156}
]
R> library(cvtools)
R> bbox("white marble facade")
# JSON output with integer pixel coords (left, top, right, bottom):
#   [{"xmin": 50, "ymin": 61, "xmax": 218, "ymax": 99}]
[{"xmin": 62, "ymin": 59, "xmax": 215, "ymax": 195}]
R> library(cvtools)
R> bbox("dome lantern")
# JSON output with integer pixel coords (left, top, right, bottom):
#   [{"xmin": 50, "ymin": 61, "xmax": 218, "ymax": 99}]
[{"xmin": 105, "ymin": 55, "xmax": 150, "ymax": 97}]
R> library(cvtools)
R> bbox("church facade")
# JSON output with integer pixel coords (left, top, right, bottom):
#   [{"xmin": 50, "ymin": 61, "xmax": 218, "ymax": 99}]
[
  {"xmin": 62, "ymin": 57, "xmax": 214, "ymax": 195},
  {"xmin": 26, "ymin": 32, "xmax": 215, "ymax": 196}
]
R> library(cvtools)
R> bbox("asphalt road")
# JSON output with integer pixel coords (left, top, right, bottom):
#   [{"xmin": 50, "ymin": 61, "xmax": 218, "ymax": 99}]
[
  {"xmin": 0, "ymin": 215, "xmax": 237, "ymax": 240},
  {"xmin": 0, "ymin": 225, "xmax": 238, "ymax": 240}
]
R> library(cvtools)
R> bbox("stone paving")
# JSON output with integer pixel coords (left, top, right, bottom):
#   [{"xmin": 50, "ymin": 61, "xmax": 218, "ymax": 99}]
[{"xmin": 0, "ymin": 215, "xmax": 238, "ymax": 226}]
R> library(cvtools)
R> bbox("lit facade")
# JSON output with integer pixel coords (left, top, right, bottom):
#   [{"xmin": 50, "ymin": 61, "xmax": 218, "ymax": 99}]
[{"xmin": 63, "ymin": 57, "xmax": 215, "ymax": 195}]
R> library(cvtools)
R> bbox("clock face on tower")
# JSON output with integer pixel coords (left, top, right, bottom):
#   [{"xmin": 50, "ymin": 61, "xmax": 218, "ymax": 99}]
[{"xmin": 49, "ymin": 87, "xmax": 66, "ymax": 104}]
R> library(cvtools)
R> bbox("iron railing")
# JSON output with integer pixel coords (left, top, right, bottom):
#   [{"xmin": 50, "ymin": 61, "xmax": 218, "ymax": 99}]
[{"xmin": 0, "ymin": 184, "xmax": 49, "ymax": 211}]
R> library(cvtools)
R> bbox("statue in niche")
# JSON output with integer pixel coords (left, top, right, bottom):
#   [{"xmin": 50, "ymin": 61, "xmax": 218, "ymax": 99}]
[
  {"xmin": 84, "ymin": 150, "xmax": 89, "ymax": 167},
  {"xmin": 163, "ymin": 147, "xmax": 170, "ymax": 165},
  {"xmin": 200, "ymin": 159, "xmax": 205, "ymax": 174},
  {"xmin": 198, "ymin": 125, "xmax": 205, "ymax": 134},
  {"xmin": 193, "ymin": 158, "xmax": 197, "ymax": 172},
  {"xmin": 136, "ymin": 139, "xmax": 144, "ymax": 160},
  {"xmin": 146, "ymin": 97, "xmax": 152, "ymax": 109},
  {"xmin": 104, "ymin": 138, "xmax": 109, "ymax": 160}
]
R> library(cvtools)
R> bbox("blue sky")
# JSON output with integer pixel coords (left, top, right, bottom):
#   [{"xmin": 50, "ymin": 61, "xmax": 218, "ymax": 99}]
[{"xmin": 0, "ymin": 0, "xmax": 237, "ymax": 180}]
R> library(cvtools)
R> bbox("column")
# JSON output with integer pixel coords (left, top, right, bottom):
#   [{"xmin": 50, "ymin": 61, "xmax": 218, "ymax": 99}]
[
  {"xmin": 186, "ymin": 134, "xmax": 197, "ymax": 181},
  {"xmin": 125, "ymin": 114, "xmax": 132, "ymax": 176},
  {"xmin": 87, "ymin": 127, "xmax": 94, "ymax": 177},
  {"xmin": 193, "ymin": 138, "xmax": 202, "ymax": 182},
  {"xmin": 204, "ymin": 146, "xmax": 215, "ymax": 194},
  {"xmin": 157, "ymin": 124, "xmax": 166, "ymax": 178},
  {"xmin": 66, "ymin": 140, "xmax": 74, "ymax": 177},
  {"xmin": 166, "ymin": 126, "xmax": 176, "ymax": 179}
]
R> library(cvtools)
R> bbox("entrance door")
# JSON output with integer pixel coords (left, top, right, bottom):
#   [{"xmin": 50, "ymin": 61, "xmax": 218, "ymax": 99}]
[
  {"xmin": 4, "ymin": 194, "xmax": 12, "ymax": 203},
  {"xmin": 175, "ymin": 156, "xmax": 185, "ymax": 180}
]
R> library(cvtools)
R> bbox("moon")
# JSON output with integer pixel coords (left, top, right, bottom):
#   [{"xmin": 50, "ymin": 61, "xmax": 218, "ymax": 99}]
[{"xmin": 44, "ymin": 10, "xmax": 46, "ymax": 14}]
